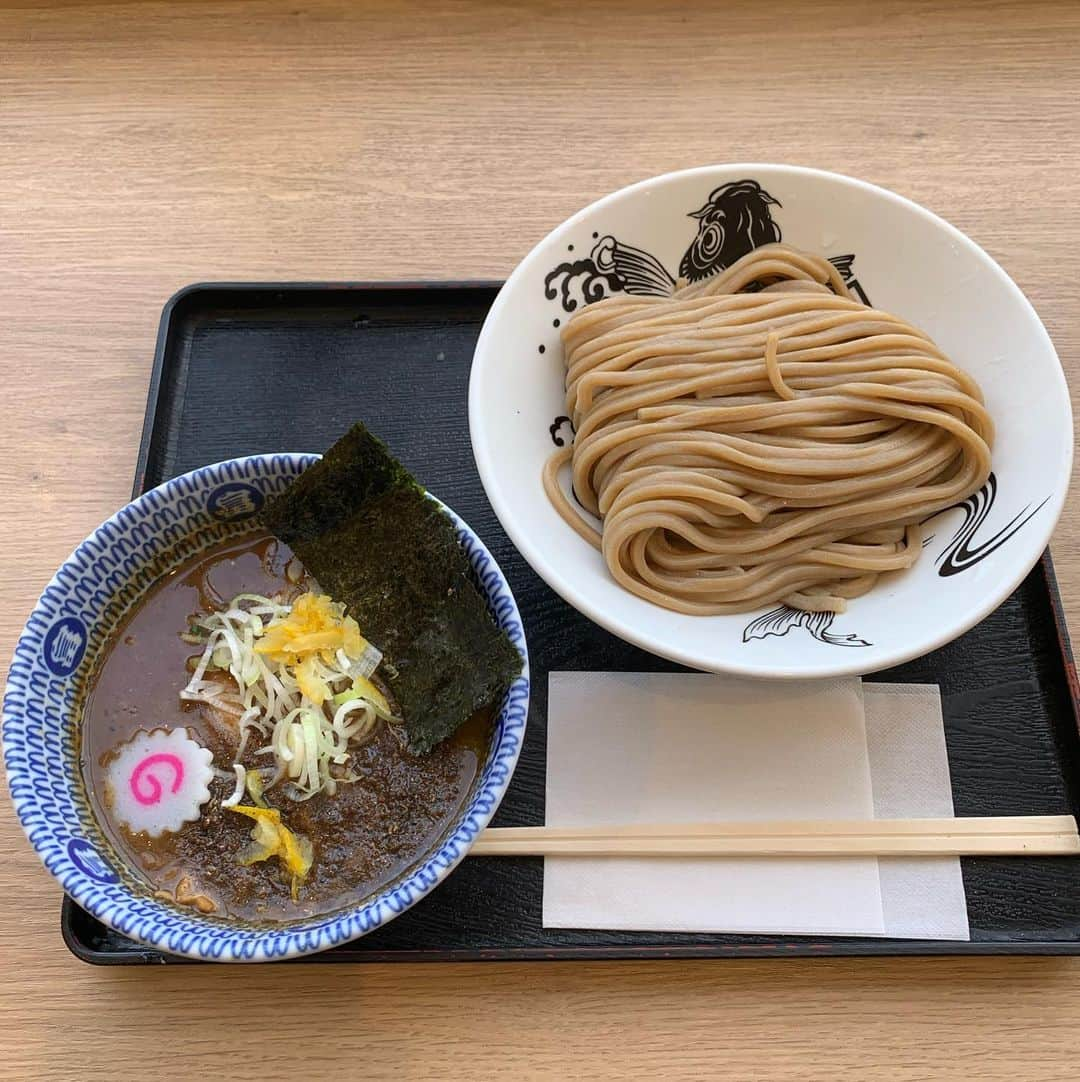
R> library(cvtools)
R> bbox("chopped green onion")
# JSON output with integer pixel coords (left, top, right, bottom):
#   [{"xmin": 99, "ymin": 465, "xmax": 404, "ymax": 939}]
[
  {"xmin": 221, "ymin": 764, "xmax": 246, "ymax": 808},
  {"xmin": 181, "ymin": 591, "xmax": 388, "ymax": 802}
]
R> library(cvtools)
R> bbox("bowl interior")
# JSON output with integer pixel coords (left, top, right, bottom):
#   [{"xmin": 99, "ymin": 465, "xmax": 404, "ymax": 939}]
[
  {"xmin": 3, "ymin": 455, "xmax": 529, "ymax": 961},
  {"xmin": 470, "ymin": 164, "xmax": 1072, "ymax": 678}
]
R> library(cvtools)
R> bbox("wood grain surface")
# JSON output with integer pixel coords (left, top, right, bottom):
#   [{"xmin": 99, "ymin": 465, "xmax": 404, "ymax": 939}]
[{"xmin": 1, "ymin": 1, "xmax": 1079, "ymax": 1079}]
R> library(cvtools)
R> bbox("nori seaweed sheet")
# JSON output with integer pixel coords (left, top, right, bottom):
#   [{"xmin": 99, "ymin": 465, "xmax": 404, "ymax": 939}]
[
  {"xmin": 259, "ymin": 424, "xmax": 521, "ymax": 753},
  {"xmin": 261, "ymin": 423, "xmax": 420, "ymax": 546}
]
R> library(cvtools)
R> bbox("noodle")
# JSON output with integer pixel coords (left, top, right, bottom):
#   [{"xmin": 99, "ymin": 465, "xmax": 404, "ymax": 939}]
[{"xmin": 543, "ymin": 243, "xmax": 994, "ymax": 615}]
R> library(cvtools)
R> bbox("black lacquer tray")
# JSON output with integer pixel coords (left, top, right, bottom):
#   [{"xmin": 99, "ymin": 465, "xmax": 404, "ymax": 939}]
[{"xmin": 62, "ymin": 283, "xmax": 1080, "ymax": 962}]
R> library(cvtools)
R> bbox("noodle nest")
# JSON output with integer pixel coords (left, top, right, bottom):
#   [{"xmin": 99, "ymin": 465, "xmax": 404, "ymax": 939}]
[{"xmin": 543, "ymin": 243, "xmax": 993, "ymax": 615}]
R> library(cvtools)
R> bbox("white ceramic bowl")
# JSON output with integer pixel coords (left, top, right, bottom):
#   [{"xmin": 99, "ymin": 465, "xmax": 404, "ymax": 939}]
[
  {"xmin": 470, "ymin": 164, "xmax": 1072, "ymax": 677},
  {"xmin": 2, "ymin": 455, "xmax": 529, "ymax": 961}
]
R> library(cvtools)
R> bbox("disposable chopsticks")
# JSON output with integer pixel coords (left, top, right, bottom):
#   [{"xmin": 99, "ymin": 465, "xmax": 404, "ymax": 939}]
[{"xmin": 469, "ymin": 815, "xmax": 1080, "ymax": 858}]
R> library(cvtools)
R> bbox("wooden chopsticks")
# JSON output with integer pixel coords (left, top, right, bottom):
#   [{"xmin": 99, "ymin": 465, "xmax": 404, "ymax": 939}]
[{"xmin": 470, "ymin": 815, "xmax": 1080, "ymax": 858}]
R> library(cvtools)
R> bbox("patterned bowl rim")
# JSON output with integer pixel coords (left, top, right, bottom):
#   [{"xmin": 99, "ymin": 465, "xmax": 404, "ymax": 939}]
[{"xmin": 2, "ymin": 454, "xmax": 530, "ymax": 962}]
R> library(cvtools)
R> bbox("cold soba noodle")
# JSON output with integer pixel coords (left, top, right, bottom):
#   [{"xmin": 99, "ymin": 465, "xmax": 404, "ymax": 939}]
[{"xmin": 543, "ymin": 243, "xmax": 993, "ymax": 615}]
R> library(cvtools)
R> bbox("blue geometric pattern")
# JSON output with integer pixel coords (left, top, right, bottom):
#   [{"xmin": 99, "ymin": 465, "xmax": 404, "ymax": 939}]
[{"xmin": 2, "ymin": 455, "xmax": 530, "ymax": 962}]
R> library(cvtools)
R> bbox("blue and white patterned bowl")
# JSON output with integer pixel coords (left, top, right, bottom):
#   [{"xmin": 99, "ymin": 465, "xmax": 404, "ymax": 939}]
[{"xmin": 2, "ymin": 454, "xmax": 530, "ymax": 962}]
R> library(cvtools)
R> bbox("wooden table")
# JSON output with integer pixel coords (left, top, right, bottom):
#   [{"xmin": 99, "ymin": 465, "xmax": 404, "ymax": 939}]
[{"xmin": 2, "ymin": 1, "xmax": 1079, "ymax": 1078}]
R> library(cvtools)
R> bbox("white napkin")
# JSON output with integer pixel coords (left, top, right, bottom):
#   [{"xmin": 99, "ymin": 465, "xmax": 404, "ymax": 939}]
[
  {"xmin": 865, "ymin": 683, "xmax": 969, "ymax": 940},
  {"xmin": 544, "ymin": 672, "xmax": 884, "ymax": 935},
  {"xmin": 543, "ymin": 672, "xmax": 969, "ymax": 939}
]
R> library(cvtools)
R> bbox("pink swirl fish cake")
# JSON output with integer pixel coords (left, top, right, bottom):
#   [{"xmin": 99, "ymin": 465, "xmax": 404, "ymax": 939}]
[{"xmin": 104, "ymin": 728, "xmax": 214, "ymax": 837}]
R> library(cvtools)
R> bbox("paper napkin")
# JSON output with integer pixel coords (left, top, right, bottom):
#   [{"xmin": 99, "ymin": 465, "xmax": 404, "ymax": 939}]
[{"xmin": 542, "ymin": 672, "xmax": 968, "ymax": 939}]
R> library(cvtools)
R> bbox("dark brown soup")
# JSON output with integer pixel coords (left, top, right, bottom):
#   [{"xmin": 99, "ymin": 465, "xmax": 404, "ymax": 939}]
[{"xmin": 81, "ymin": 534, "xmax": 488, "ymax": 922}]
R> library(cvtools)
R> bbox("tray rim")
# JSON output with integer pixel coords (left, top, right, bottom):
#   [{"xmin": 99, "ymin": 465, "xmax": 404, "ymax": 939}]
[
  {"xmin": 58, "ymin": 893, "xmax": 1080, "ymax": 964},
  {"xmin": 64, "ymin": 279, "xmax": 1080, "ymax": 965}
]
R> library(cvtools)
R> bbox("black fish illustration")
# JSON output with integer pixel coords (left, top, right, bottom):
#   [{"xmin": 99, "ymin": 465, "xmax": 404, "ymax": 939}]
[
  {"xmin": 549, "ymin": 415, "xmax": 575, "ymax": 447},
  {"xmin": 544, "ymin": 236, "xmax": 675, "ymax": 312},
  {"xmin": 678, "ymin": 180, "xmax": 782, "ymax": 283},
  {"xmin": 591, "ymin": 235, "xmax": 675, "ymax": 297},
  {"xmin": 543, "ymin": 257, "xmax": 623, "ymax": 313},
  {"xmin": 826, "ymin": 253, "xmax": 871, "ymax": 305},
  {"xmin": 926, "ymin": 472, "xmax": 1050, "ymax": 577},
  {"xmin": 742, "ymin": 606, "xmax": 871, "ymax": 647}
]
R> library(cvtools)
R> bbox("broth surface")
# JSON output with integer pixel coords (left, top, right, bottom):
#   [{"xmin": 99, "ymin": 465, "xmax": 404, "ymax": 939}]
[{"xmin": 82, "ymin": 534, "xmax": 487, "ymax": 921}]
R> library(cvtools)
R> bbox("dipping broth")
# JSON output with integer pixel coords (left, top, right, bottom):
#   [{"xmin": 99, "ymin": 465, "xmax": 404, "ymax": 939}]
[{"xmin": 81, "ymin": 535, "xmax": 488, "ymax": 922}]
